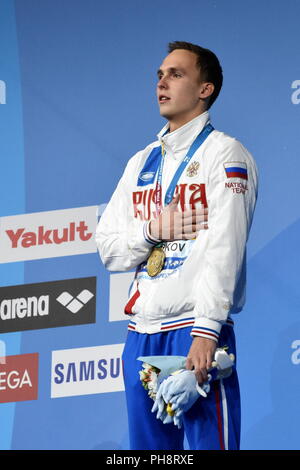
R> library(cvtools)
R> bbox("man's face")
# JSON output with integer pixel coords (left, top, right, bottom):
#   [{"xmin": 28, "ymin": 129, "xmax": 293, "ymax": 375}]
[{"xmin": 156, "ymin": 49, "xmax": 205, "ymax": 127}]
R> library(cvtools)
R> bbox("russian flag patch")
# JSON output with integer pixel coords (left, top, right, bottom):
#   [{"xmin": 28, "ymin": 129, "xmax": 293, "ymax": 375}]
[{"xmin": 224, "ymin": 161, "xmax": 248, "ymax": 180}]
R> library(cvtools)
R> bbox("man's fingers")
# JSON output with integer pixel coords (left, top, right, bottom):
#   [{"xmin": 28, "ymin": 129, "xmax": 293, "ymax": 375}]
[
  {"xmin": 194, "ymin": 364, "xmax": 208, "ymax": 384},
  {"xmin": 178, "ymin": 225, "xmax": 208, "ymax": 240},
  {"xmin": 206, "ymin": 350, "xmax": 213, "ymax": 371},
  {"xmin": 186, "ymin": 337, "xmax": 217, "ymax": 385},
  {"xmin": 181, "ymin": 211, "xmax": 208, "ymax": 225},
  {"xmin": 185, "ymin": 357, "xmax": 193, "ymax": 370},
  {"xmin": 182, "ymin": 208, "xmax": 208, "ymax": 218},
  {"xmin": 149, "ymin": 202, "xmax": 208, "ymax": 241},
  {"xmin": 186, "ymin": 356, "xmax": 207, "ymax": 384},
  {"xmin": 168, "ymin": 194, "xmax": 180, "ymax": 210},
  {"xmin": 177, "ymin": 210, "xmax": 208, "ymax": 238},
  {"xmin": 186, "ymin": 355, "xmax": 211, "ymax": 384}
]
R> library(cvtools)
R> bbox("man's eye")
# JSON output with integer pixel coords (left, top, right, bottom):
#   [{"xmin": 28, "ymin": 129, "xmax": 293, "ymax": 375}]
[{"xmin": 173, "ymin": 72, "xmax": 182, "ymax": 78}]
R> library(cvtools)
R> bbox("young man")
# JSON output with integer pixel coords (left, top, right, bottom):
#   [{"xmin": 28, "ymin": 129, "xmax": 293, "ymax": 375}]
[{"xmin": 96, "ymin": 41, "xmax": 258, "ymax": 450}]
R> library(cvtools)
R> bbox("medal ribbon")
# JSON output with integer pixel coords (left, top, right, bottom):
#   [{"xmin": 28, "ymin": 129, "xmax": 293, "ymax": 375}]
[{"xmin": 154, "ymin": 123, "xmax": 214, "ymax": 213}]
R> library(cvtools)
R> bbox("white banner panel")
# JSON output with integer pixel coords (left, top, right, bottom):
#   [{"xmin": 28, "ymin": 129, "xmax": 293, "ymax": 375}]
[
  {"xmin": 51, "ymin": 343, "xmax": 124, "ymax": 398},
  {"xmin": 0, "ymin": 206, "xmax": 98, "ymax": 263},
  {"xmin": 109, "ymin": 272, "xmax": 134, "ymax": 322}
]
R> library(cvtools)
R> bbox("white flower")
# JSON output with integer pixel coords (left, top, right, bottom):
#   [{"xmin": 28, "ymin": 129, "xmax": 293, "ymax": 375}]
[
  {"xmin": 147, "ymin": 370, "xmax": 158, "ymax": 398},
  {"xmin": 139, "ymin": 363, "xmax": 160, "ymax": 399}
]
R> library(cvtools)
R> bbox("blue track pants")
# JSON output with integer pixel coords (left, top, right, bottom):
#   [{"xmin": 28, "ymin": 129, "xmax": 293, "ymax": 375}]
[{"xmin": 122, "ymin": 325, "xmax": 240, "ymax": 450}]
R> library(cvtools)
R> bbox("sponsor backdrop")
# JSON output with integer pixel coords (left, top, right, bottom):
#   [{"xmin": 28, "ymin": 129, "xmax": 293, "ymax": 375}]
[{"xmin": 0, "ymin": 0, "xmax": 299, "ymax": 450}]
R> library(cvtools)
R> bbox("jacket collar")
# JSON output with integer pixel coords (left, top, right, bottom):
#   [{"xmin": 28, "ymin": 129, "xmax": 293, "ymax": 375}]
[{"xmin": 157, "ymin": 111, "xmax": 211, "ymax": 160}]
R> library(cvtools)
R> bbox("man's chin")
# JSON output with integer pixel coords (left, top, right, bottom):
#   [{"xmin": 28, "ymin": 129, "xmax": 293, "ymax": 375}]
[{"xmin": 158, "ymin": 108, "xmax": 172, "ymax": 120}]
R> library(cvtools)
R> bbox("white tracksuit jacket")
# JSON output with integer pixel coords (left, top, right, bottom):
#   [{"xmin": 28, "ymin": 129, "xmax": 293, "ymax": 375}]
[{"xmin": 95, "ymin": 111, "xmax": 258, "ymax": 342}]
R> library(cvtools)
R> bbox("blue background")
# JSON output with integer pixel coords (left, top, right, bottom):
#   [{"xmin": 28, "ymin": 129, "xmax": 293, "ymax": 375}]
[{"xmin": 1, "ymin": 0, "xmax": 300, "ymax": 450}]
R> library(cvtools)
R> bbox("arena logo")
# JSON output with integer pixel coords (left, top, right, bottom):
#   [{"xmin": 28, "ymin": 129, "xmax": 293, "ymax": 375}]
[
  {"xmin": 291, "ymin": 340, "xmax": 300, "ymax": 365},
  {"xmin": 51, "ymin": 343, "xmax": 124, "ymax": 398},
  {"xmin": 56, "ymin": 289, "xmax": 94, "ymax": 314},
  {"xmin": 0, "ymin": 294, "xmax": 49, "ymax": 320},
  {"xmin": 291, "ymin": 80, "xmax": 300, "ymax": 104},
  {"xmin": 0, "ymin": 205, "xmax": 98, "ymax": 263},
  {"xmin": 0, "ymin": 80, "xmax": 6, "ymax": 104},
  {"xmin": 0, "ymin": 353, "xmax": 38, "ymax": 403},
  {"xmin": 0, "ymin": 277, "xmax": 96, "ymax": 333}
]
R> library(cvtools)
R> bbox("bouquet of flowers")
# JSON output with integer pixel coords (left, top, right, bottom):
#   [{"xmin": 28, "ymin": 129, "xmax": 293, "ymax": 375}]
[
  {"xmin": 137, "ymin": 347, "xmax": 235, "ymax": 428},
  {"xmin": 139, "ymin": 363, "xmax": 160, "ymax": 400}
]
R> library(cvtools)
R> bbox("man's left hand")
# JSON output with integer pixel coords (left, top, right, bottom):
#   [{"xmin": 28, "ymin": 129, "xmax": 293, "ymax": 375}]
[{"xmin": 186, "ymin": 337, "xmax": 217, "ymax": 384}]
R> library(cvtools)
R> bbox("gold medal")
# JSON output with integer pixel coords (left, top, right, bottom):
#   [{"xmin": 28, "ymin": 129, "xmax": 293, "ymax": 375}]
[{"xmin": 146, "ymin": 246, "xmax": 165, "ymax": 277}]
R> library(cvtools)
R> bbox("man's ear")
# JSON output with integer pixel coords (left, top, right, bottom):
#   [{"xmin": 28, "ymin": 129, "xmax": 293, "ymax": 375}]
[{"xmin": 199, "ymin": 82, "xmax": 215, "ymax": 100}]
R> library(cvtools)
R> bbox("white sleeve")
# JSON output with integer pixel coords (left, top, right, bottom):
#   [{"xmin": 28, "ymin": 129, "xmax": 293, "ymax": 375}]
[
  {"xmin": 95, "ymin": 158, "xmax": 155, "ymax": 272},
  {"xmin": 191, "ymin": 139, "xmax": 258, "ymax": 342}
]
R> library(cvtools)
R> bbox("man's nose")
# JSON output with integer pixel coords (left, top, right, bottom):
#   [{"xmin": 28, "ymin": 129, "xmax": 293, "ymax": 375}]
[{"xmin": 158, "ymin": 76, "xmax": 168, "ymax": 88}]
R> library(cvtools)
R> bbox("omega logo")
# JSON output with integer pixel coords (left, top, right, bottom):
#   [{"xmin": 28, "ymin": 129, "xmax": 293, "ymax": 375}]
[{"xmin": 0, "ymin": 369, "xmax": 32, "ymax": 390}]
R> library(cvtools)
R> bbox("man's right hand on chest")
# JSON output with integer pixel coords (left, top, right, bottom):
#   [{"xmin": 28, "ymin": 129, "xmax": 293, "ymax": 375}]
[{"xmin": 149, "ymin": 194, "xmax": 208, "ymax": 241}]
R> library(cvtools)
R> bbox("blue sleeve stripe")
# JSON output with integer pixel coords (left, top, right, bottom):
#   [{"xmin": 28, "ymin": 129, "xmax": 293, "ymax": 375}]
[
  {"xmin": 192, "ymin": 326, "xmax": 219, "ymax": 335},
  {"xmin": 225, "ymin": 167, "xmax": 247, "ymax": 174}
]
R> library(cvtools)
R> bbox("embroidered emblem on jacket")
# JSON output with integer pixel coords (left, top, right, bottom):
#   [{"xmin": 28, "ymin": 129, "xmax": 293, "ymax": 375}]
[{"xmin": 186, "ymin": 161, "xmax": 200, "ymax": 177}]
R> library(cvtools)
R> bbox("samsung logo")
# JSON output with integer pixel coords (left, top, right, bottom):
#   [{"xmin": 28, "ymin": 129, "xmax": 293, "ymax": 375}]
[
  {"xmin": 51, "ymin": 344, "xmax": 125, "ymax": 398},
  {"xmin": 54, "ymin": 358, "xmax": 121, "ymax": 383}
]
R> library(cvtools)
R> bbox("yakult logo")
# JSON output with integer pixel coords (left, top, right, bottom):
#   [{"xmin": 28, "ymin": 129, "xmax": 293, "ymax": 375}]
[
  {"xmin": 0, "ymin": 80, "xmax": 6, "ymax": 104},
  {"xmin": 0, "ymin": 353, "xmax": 39, "ymax": 403},
  {"xmin": 6, "ymin": 221, "xmax": 91, "ymax": 248},
  {"xmin": 291, "ymin": 80, "xmax": 300, "ymax": 104},
  {"xmin": 0, "ymin": 206, "xmax": 98, "ymax": 263}
]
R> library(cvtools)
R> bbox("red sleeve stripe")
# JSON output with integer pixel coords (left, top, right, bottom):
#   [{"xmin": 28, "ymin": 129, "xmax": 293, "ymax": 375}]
[
  {"xmin": 124, "ymin": 289, "xmax": 140, "ymax": 315},
  {"xmin": 226, "ymin": 171, "xmax": 248, "ymax": 180},
  {"xmin": 191, "ymin": 328, "xmax": 219, "ymax": 341},
  {"xmin": 160, "ymin": 320, "xmax": 195, "ymax": 330}
]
